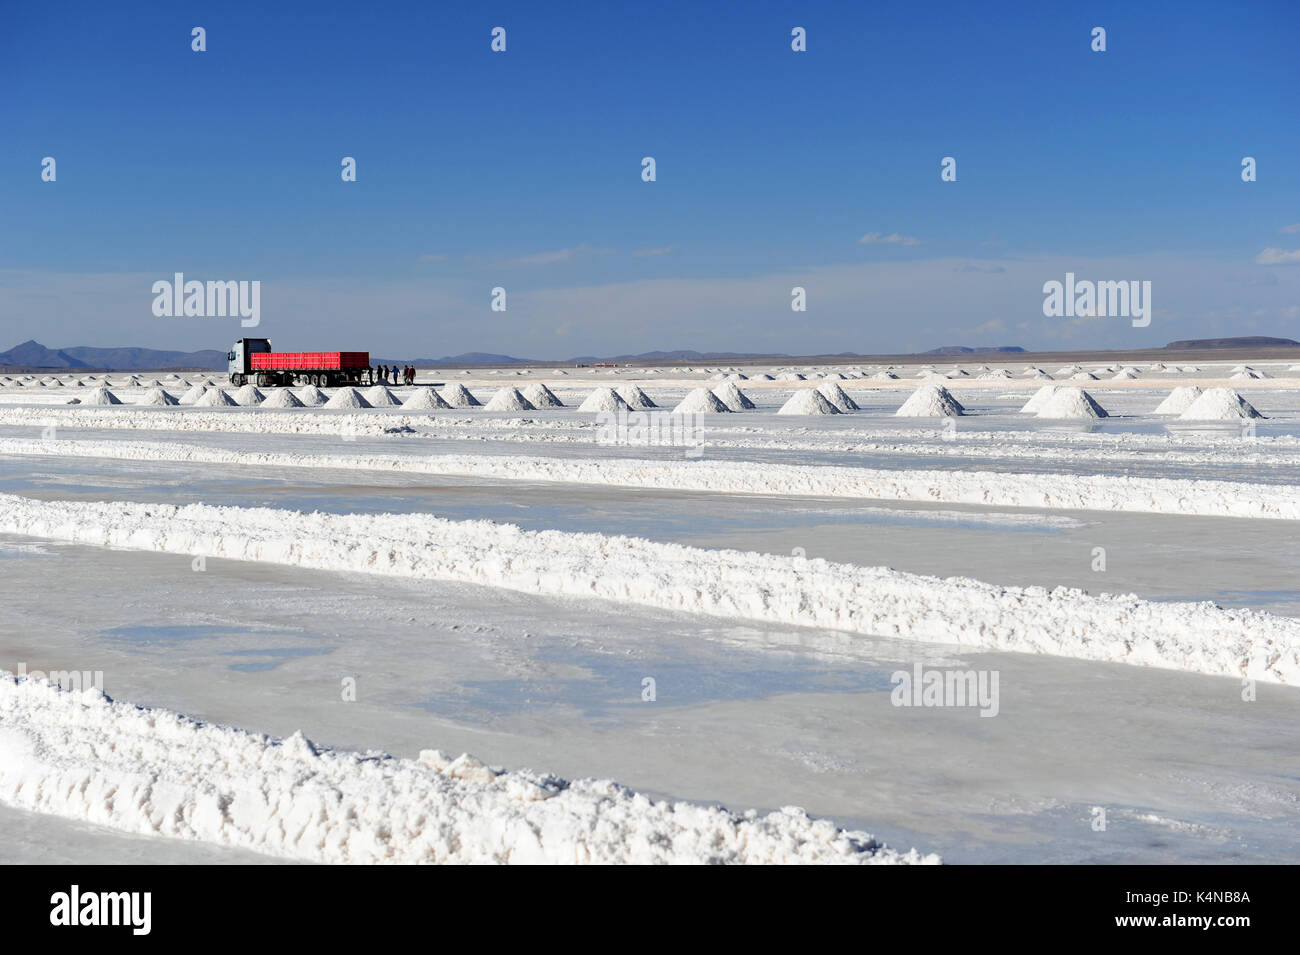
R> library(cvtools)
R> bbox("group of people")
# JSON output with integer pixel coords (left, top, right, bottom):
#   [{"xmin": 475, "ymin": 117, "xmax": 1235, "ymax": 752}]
[{"xmin": 376, "ymin": 364, "xmax": 416, "ymax": 386}]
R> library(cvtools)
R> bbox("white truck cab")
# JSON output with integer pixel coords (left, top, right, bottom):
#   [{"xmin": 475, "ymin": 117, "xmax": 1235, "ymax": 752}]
[{"xmin": 228, "ymin": 338, "xmax": 271, "ymax": 382}]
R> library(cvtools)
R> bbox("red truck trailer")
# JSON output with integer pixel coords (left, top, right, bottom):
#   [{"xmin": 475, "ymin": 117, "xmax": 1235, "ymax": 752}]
[{"xmin": 227, "ymin": 338, "xmax": 373, "ymax": 387}]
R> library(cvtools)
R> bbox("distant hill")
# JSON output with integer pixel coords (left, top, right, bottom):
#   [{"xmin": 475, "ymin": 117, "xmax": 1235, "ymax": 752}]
[
  {"xmin": 0, "ymin": 340, "xmax": 89, "ymax": 368},
  {"xmin": 425, "ymin": 352, "xmax": 530, "ymax": 365},
  {"xmin": 0, "ymin": 340, "xmax": 227, "ymax": 371},
  {"xmin": 64, "ymin": 345, "xmax": 228, "ymax": 370},
  {"xmin": 1164, "ymin": 336, "xmax": 1300, "ymax": 350},
  {"xmin": 922, "ymin": 345, "xmax": 1026, "ymax": 356},
  {"xmin": 600, "ymin": 349, "xmax": 792, "ymax": 362}
]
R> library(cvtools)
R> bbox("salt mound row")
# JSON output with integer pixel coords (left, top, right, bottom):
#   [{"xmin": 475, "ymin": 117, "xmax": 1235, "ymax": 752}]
[
  {"xmin": 0, "ymin": 678, "xmax": 930, "ymax": 865},
  {"xmin": 673, "ymin": 387, "xmax": 731, "ymax": 414},
  {"xmin": 895, "ymin": 385, "xmax": 964, "ymax": 417},
  {"xmin": 777, "ymin": 372, "xmax": 806, "ymax": 382},
  {"xmin": 401, "ymin": 388, "xmax": 452, "ymax": 410},
  {"xmin": 232, "ymin": 384, "xmax": 265, "ymax": 406},
  {"xmin": 1070, "ymin": 371, "xmax": 1098, "ymax": 381},
  {"xmin": 1035, "ymin": 387, "xmax": 1108, "ymax": 419},
  {"xmin": 712, "ymin": 381, "xmax": 756, "ymax": 411},
  {"xmin": 83, "ymin": 387, "xmax": 123, "ymax": 406},
  {"xmin": 294, "ymin": 386, "xmax": 328, "ymax": 407},
  {"xmin": 1153, "ymin": 385, "xmax": 1202, "ymax": 415},
  {"xmin": 1178, "ymin": 387, "xmax": 1264, "ymax": 421},
  {"xmin": 725, "ymin": 372, "xmax": 749, "ymax": 381},
  {"xmin": 1019, "ymin": 385, "xmax": 1059, "ymax": 414},
  {"xmin": 817, "ymin": 381, "xmax": 859, "ymax": 411},
  {"xmin": 440, "ymin": 383, "xmax": 481, "ymax": 407},
  {"xmin": 522, "ymin": 383, "xmax": 564, "ymax": 408},
  {"xmin": 871, "ymin": 371, "xmax": 899, "ymax": 380},
  {"xmin": 576, "ymin": 387, "xmax": 629, "ymax": 413},
  {"xmin": 752, "ymin": 373, "xmax": 775, "ymax": 381},
  {"xmin": 778, "ymin": 389, "xmax": 841, "ymax": 415},
  {"xmin": 364, "ymin": 385, "xmax": 403, "ymax": 407},
  {"xmin": 195, "ymin": 388, "xmax": 239, "ymax": 407},
  {"xmin": 1230, "ymin": 370, "xmax": 1265, "ymax": 381},
  {"xmin": 615, "ymin": 384, "xmax": 657, "ymax": 409},
  {"xmin": 1112, "ymin": 368, "xmax": 1140, "ymax": 380},
  {"xmin": 178, "ymin": 385, "xmax": 208, "ymax": 404},
  {"xmin": 978, "ymin": 369, "xmax": 1012, "ymax": 379},
  {"xmin": 323, "ymin": 388, "xmax": 373, "ymax": 410},
  {"xmin": 261, "ymin": 388, "xmax": 306, "ymax": 408},
  {"xmin": 483, "ymin": 387, "xmax": 537, "ymax": 412},
  {"xmin": 137, "ymin": 387, "xmax": 179, "ymax": 406}
]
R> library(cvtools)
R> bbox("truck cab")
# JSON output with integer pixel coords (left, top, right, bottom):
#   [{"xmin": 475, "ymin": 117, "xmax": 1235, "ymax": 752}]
[{"xmin": 228, "ymin": 338, "xmax": 271, "ymax": 382}]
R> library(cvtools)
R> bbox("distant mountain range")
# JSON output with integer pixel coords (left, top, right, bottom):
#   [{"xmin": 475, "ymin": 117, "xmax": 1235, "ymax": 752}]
[
  {"xmin": 3, "ymin": 336, "xmax": 1298, "ymax": 370},
  {"xmin": 1164, "ymin": 336, "xmax": 1299, "ymax": 350},
  {"xmin": 921, "ymin": 345, "xmax": 1026, "ymax": 356},
  {"xmin": 0, "ymin": 340, "xmax": 800, "ymax": 370},
  {"xmin": 0, "ymin": 340, "xmax": 228, "ymax": 370}
]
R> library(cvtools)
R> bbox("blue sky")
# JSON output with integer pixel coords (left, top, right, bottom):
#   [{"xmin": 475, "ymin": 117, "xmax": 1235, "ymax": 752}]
[{"xmin": 2, "ymin": 0, "xmax": 1298, "ymax": 358}]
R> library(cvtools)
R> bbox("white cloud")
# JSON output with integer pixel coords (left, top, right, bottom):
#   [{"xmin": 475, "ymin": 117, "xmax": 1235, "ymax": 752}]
[
  {"xmin": 1279, "ymin": 224, "xmax": 1300, "ymax": 234},
  {"xmin": 858, "ymin": 232, "xmax": 922, "ymax": 247},
  {"xmin": 632, "ymin": 247, "xmax": 674, "ymax": 257},
  {"xmin": 508, "ymin": 243, "xmax": 614, "ymax": 266},
  {"xmin": 1255, "ymin": 248, "xmax": 1300, "ymax": 265}
]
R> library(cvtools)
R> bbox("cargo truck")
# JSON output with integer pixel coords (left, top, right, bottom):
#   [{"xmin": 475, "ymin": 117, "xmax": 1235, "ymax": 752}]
[{"xmin": 227, "ymin": 338, "xmax": 374, "ymax": 388}]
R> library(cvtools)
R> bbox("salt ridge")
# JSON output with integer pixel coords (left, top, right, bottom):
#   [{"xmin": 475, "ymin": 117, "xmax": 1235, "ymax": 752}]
[
  {"xmin": 6, "ymin": 437, "xmax": 1300, "ymax": 520},
  {"xmin": 0, "ymin": 676, "xmax": 928, "ymax": 865},
  {"xmin": 1, "ymin": 492, "xmax": 1297, "ymax": 683}
]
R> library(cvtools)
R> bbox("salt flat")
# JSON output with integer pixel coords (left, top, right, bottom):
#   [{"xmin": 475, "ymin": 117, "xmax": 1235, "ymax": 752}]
[{"xmin": 1, "ymin": 357, "xmax": 1297, "ymax": 863}]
